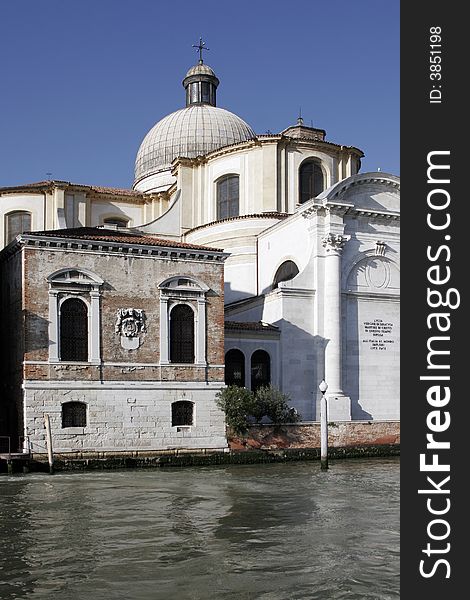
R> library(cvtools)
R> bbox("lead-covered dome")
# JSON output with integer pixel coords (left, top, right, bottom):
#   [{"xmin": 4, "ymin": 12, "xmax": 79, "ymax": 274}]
[
  {"xmin": 134, "ymin": 105, "xmax": 255, "ymax": 184},
  {"xmin": 133, "ymin": 59, "xmax": 256, "ymax": 191}
]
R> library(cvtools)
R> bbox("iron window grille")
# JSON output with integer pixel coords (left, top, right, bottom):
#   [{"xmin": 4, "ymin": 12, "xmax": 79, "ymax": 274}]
[
  {"xmin": 172, "ymin": 401, "xmax": 194, "ymax": 426},
  {"xmin": 170, "ymin": 304, "xmax": 195, "ymax": 363},
  {"xmin": 225, "ymin": 349, "xmax": 246, "ymax": 386},
  {"xmin": 60, "ymin": 298, "xmax": 88, "ymax": 361},
  {"xmin": 62, "ymin": 401, "xmax": 87, "ymax": 428},
  {"xmin": 251, "ymin": 349, "xmax": 271, "ymax": 392}
]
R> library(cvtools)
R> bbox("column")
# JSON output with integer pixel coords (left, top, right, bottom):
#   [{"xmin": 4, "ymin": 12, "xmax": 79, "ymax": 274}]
[
  {"xmin": 195, "ymin": 298, "xmax": 207, "ymax": 365},
  {"xmin": 89, "ymin": 289, "xmax": 101, "ymax": 364},
  {"xmin": 160, "ymin": 297, "xmax": 169, "ymax": 364},
  {"xmin": 48, "ymin": 290, "xmax": 59, "ymax": 362},
  {"xmin": 322, "ymin": 233, "xmax": 351, "ymax": 419}
]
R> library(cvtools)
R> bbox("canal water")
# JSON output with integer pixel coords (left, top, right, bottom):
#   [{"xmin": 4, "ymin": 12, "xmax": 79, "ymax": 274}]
[{"xmin": 0, "ymin": 458, "xmax": 399, "ymax": 600}]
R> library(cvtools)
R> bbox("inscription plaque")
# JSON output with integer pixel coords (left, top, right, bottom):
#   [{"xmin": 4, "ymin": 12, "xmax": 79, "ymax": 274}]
[{"xmin": 361, "ymin": 318, "xmax": 396, "ymax": 351}]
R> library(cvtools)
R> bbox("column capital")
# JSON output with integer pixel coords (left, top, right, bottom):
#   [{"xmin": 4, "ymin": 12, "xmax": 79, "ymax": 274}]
[{"xmin": 322, "ymin": 233, "xmax": 350, "ymax": 255}]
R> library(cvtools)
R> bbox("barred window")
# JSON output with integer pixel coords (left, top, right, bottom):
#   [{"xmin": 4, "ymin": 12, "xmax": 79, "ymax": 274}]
[
  {"xmin": 217, "ymin": 175, "xmax": 239, "ymax": 220},
  {"xmin": 225, "ymin": 349, "xmax": 245, "ymax": 387},
  {"xmin": 251, "ymin": 350, "xmax": 271, "ymax": 392},
  {"xmin": 170, "ymin": 304, "xmax": 194, "ymax": 363},
  {"xmin": 60, "ymin": 298, "xmax": 88, "ymax": 361},
  {"xmin": 172, "ymin": 401, "xmax": 194, "ymax": 426},
  {"xmin": 5, "ymin": 211, "xmax": 32, "ymax": 244},
  {"xmin": 299, "ymin": 160, "xmax": 324, "ymax": 204},
  {"xmin": 62, "ymin": 401, "xmax": 87, "ymax": 428}
]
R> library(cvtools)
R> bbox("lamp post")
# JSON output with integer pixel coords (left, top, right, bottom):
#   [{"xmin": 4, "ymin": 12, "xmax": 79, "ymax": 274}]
[{"xmin": 319, "ymin": 379, "xmax": 328, "ymax": 470}]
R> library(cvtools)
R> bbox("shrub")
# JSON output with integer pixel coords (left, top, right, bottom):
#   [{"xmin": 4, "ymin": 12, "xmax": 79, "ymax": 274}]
[
  {"xmin": 254, "ymin": 386, "xmax": 301, "ymax": 424},
  {"xmin": 216, "ymin": 385, "xmax": 301, "ymax": 434},
  {"xmin": 215, "ymin": 386, "xmax": 256, "ymax": 434}
]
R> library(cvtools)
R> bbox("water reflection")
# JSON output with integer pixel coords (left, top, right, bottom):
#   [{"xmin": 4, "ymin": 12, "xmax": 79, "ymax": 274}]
[{"xmin": 0, "ymin": 459, "xmax": 399, "ymax": 599}]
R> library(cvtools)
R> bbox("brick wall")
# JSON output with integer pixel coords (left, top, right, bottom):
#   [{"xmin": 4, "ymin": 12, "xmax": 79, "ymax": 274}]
[
  {"xmin": 228, "ymin": 421, "xmax": 400, "ymax": 450},
  {"xmin": 22, "ymin": 246, "xmax": 225, "ymax": 381}
]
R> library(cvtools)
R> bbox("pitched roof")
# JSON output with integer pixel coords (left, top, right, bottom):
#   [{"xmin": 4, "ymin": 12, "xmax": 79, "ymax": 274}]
[
  {"xmin": 224, "ymin": 321, "xmax": 279, "ymax": 332},
  {"xmin": 0, "ymin": 180, "xmax": 146, "ymax": 198},
  {"xmin": 24, "ymin": 227, "xmax": 221, "ymax": 252}
]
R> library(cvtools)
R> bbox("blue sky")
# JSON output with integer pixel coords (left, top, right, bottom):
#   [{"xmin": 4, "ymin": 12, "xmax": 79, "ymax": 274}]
[{"xmin": 0, "ymin": 0, "xmax": 399, "ymax": 189}]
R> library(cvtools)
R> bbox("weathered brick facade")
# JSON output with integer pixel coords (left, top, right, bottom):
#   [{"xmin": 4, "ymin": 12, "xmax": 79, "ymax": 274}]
[{"xmin": 0, "ymin": 229, "xmax": 228, "ymax": 453}]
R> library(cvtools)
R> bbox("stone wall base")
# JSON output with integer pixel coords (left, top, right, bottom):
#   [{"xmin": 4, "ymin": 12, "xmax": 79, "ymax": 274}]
[
  {"xmin": 228, "ymin": 420, "xmax": 400, "ymax": 450},
  {"xmin": 3, "ymin": 443, "xmax": 399, "ymax": 473}
]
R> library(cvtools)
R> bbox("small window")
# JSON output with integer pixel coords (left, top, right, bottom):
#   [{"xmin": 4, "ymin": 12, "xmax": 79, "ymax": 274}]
[
  {"xmin": 103, "ymin": 217, "xmax": 129, "ymax": 228},
  {"xmin": 225, "ymin": 349, "xmax": 245, "ymax": 387},
  {"xmin": 5, "ymin": 211, "xmax": 32, "ymax": 244},
  {"xmin": 299, "ymin": 160, "xmax": 324, "ymax": 204},
  {"xmin": 217, "ymin": 175, "xmax": 239, "ymax": 220},
  {"xmin": 172, "ymin": 401, "xmax": 194, "ymax": 426},
  {"xmin": 170, "ymin": 304, "xmax": 195, "ymax": 363},
  {"xmin": 273, "ymin": 260, "xmax": 299, "ymax": 288},
  {"xmin": 201, "ymin": 82, "xmax": 211, "ymax": 103},
  {"xmin": 60, "ymin": 298, "xmax": 88, "ymax": 361},
  {"xmin": 62, "ymin": 402, "xmax": 87, "ymax": 428},
  {"xmin": 251, "ymin": 350, "xmax": 271, "ymax": 392}
]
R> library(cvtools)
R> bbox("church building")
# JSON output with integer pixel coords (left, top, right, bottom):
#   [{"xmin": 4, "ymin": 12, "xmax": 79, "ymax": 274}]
[{"xmin": 0, "ymin": 50, "xmax": 399, "ymax": 456}]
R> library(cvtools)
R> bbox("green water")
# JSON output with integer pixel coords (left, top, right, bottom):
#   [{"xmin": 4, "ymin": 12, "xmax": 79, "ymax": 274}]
[{"xmin": 0, "ymin": 458, "xmax": 399, "ymax": 599}]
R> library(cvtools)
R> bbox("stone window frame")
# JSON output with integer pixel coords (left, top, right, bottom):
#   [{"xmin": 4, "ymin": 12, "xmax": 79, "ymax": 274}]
[
  {"xmin": 158, "ymin": 276, "xmax": 209, "ymax": 366},
  {"xmin": 215, "ymin": 174, "xmax": 240, "ymax": 220},
  {"xmin": 61, "ymin": 400, "xmax": 87, "ymax": 429},
  {"xmin": 298, "ymin": 157, "xmax": 327, "ymax": 204},
  {"xmin": 59, "ymin": 297, "xmax": 89, "ymax": 361},
  {"xmin": 171, "ymin": 400, "xmax": 195, "ymax": 428},
  {"xmin": 250, "ymin": 348, "xmax": 272, "ymax": 392},
  {"xmin": 169, "ymin": 303, "xmax": 196, "ymax": 363},
  {"xmin": 4, "ymin": 209, "xmax": 33, "ymax": 245},
  {"xmin": 47, "ymin": 268, "xmax": 104, "ymax": 364},
  {"xmin": 225, "ymin": 348, "xmax": 246, "ymax": 387}
]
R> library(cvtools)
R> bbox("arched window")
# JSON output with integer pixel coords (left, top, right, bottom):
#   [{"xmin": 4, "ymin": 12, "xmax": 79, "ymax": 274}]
[
  {"xmin": 299, "ymin": 160, "xmax": 324, "ymax": 204},
  {"xmin": 60, "ymin": 298, "xmax": 88, "ymax": 361},
  {"xmin": 225, "ymin": 349, "xmax": 245, "ymax": 387},
  {"xmin": 62, "ymin": 401, "xmax": 87, "ymax": 428},
  {"xmin": 172, "ymin": 401, "xmax": 194, "ymax": 426},
  {"xmin": 170, "ymin": 304, "xmax": 195, "ymax": 363},
  {"xmin": 217, "ymin": 175, "xmax": 239, "ymax": 220},
  {"xmin": 5, "ymin": 211, "xmax": 32, "ymax": 244},
  {"xmin": 273, "ymin": 260, "xmax": 299, "ymax": 288},
  {"xmin": 103, "ymin": 217, "xmax": 129, "ymax": 228},
  {"xmin": 251, "ymin": 350, "xmax": 271, "ymax": 392}
]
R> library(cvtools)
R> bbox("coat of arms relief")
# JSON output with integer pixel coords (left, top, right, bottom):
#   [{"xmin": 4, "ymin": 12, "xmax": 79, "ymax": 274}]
[{"xmin": 115, "ymin": 308, "xmax": 147, "ymax": 350}]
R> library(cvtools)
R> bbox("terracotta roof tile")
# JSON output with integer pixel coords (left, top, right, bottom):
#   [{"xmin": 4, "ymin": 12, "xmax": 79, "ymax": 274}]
[
  {"xmin": 25, "ymin": 227, "xmax": 222, "ymax": 252},
  {"xmin": 188, "ymin": 212, "xmax": 288, "ymax": 234},
  {"xmin": 224, "ymin": 321, "xmax": 279, "ymax": 332},
  {"xmin": 0, "ymin": 180, "xmax": 146, "ymax": 198}
]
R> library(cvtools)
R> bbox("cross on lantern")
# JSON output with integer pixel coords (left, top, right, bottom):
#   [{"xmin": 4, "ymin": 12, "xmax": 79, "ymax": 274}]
[{"xmin": 192, "ymin": 37, "xmax": 210, "ymax": 63}]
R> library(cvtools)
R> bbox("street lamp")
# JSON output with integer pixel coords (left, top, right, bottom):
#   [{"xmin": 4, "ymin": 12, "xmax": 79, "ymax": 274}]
[{"xmin": 319, "ymin": 379, "xmax": 328, "ymax": 470}]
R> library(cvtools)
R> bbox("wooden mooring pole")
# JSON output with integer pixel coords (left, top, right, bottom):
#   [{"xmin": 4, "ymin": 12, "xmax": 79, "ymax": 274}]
[
  {"xmin": 319, "ymin": 380, "xmax": 329, "ymax": 470},
  {"xmin": 44, "ymin": 414, "xmax": 54, "ymax": 474}
]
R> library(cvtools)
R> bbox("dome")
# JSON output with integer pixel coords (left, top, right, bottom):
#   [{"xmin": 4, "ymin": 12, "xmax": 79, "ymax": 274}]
[
  {"xmin": 134, "ymin": 104, "xmax": 256, "ymax": 184},
  {"xmin": 184, "ymin": 63, "xmax": 217, "ymax": 79}
]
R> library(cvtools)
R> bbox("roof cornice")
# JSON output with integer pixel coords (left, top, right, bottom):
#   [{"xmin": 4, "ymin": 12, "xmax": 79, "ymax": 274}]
[
  {"xmin": 0, "ymin": 233, "xmax": 229, "ymax": 263},
  {"xmin": 0, "ymin": 181, "xmax": 148, "ymax": 202}
]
